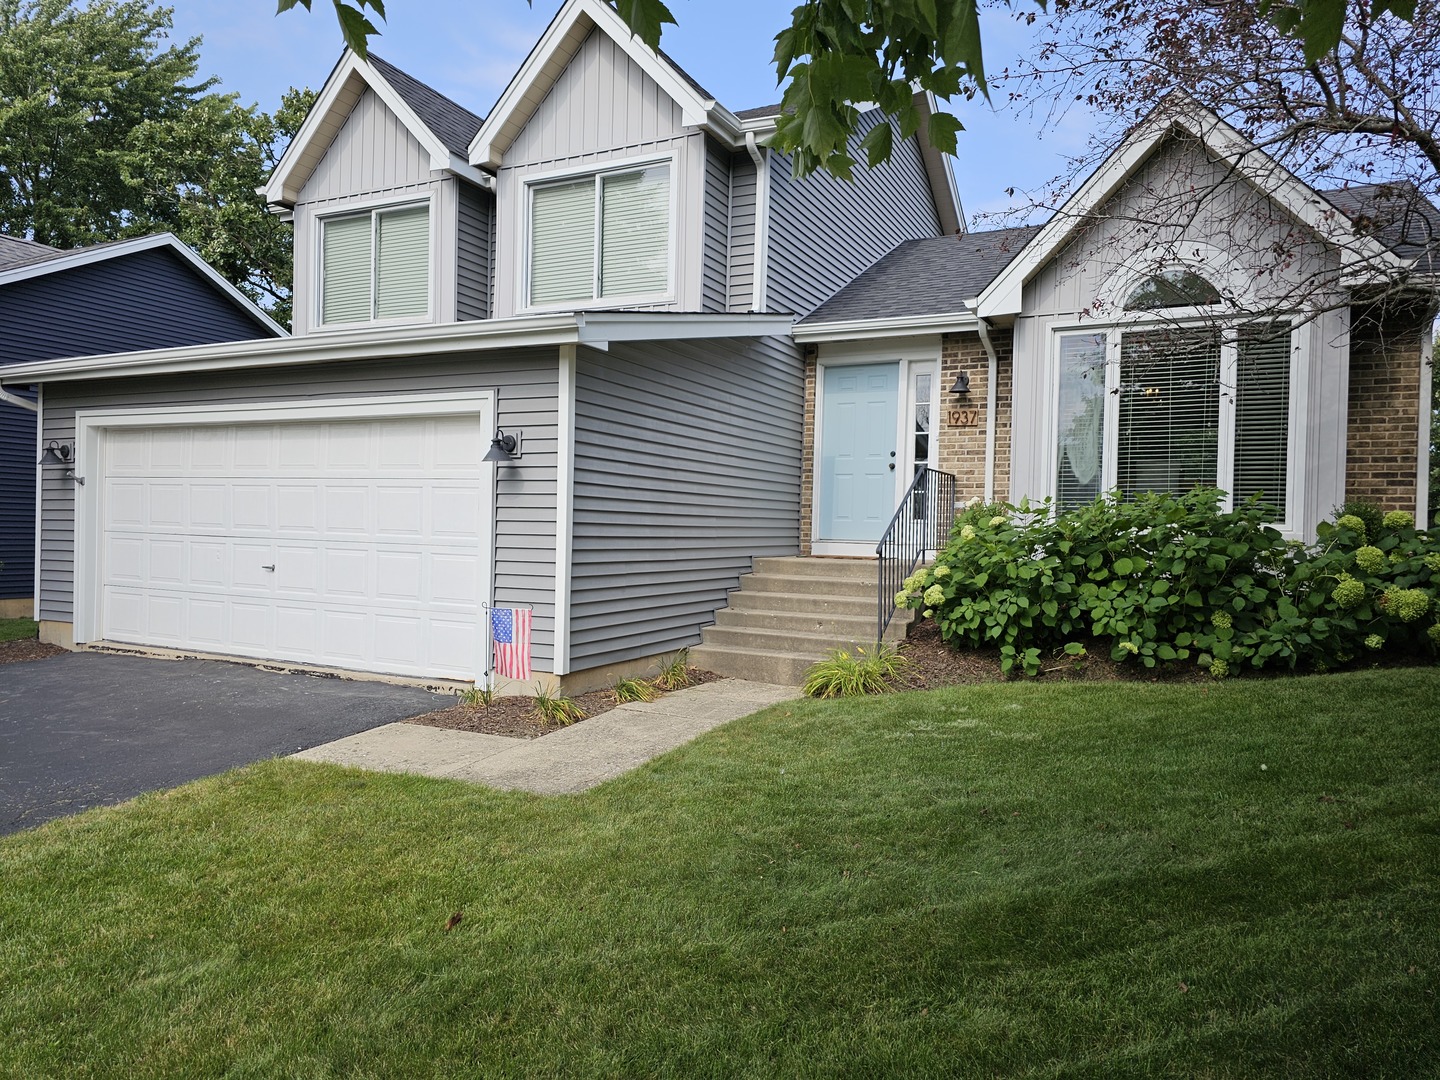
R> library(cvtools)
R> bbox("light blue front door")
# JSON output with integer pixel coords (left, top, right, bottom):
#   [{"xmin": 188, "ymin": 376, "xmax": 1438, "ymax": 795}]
[{"xmin": 819, "ymin": 363, "xmax": 899, "ymax": 542}]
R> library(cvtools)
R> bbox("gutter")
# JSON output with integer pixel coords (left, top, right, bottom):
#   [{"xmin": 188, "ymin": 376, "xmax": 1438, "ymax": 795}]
[
  {"xmin": 0, "ymin": 385, "xmax": 38, "ymax": 412},
  {"xmin": 976, "ymin": 314, "xmax": 999, "ymax": 503}
]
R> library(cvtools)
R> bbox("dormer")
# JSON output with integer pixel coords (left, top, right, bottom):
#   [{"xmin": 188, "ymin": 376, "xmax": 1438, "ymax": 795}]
[{"xmin": 263, "ymin": 52, "xmax": 493, "ymax": 336}]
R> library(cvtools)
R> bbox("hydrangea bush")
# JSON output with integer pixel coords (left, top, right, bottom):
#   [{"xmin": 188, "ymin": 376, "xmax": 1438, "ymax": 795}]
[{"xmin": 897, "ymin": 489, "xmax": 1440, "ymax": 677}]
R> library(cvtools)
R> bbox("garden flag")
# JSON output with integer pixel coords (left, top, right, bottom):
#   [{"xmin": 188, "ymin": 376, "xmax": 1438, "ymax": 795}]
[{"xmin": 490, "ymin": 606, "xmax": 532, "ymax": 681}]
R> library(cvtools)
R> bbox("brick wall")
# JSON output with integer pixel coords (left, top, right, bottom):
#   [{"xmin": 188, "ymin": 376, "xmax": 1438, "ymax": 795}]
[
  {"xmin": 1346, "ymin": 300, "xmax": 1431, "ymax": 512},
  {"xmin": 799, "ymin": 350, "xmax": 818, "ymax": 554}
]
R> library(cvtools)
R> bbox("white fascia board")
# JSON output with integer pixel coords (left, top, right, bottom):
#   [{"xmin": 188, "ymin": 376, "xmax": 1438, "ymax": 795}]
[
  {"xmin": 0, "ymin": 233, "xmax": 287, "ymax": 339},
  {"xmin": 917, "ymin": 92, "xmax": 964, "ymax": 236},
  {"xmin": 792, "ymin": 311, "xmax": 978, "ymax": 343},
  {"xmin": 262, "ymin": 52, "xmax": 362, "ymax": 206},
  {"xmin": 468, "ymin": 0, "xmax": 723, "ymax": 168},
  {"xmin": 574, "ymin": 311, "xmax": 796, "ymax": 347}
]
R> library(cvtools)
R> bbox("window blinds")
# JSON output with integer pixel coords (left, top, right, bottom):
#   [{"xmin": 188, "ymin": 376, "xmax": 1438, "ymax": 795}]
[
  {"xmin": 375, "ymin": 206, "xmax": 430, "ymax": 319},
  {"xmin": 600, "ymin": 166, "xmax": 669, "ymax": 298},
  {"xmin": 321, "ymin": 215, "xmax": 372, "ymax": 324},
  {"xmin": 1233, "ymin": 324, "xmax": 1292, "ymax": 516},
  {"xmin": 1117, "ymin": 329, "xmax": 1221, "ymax": 499},
  {"xmin": 530, "ymin": 179, "xmax": 596, "ymax": 305}
]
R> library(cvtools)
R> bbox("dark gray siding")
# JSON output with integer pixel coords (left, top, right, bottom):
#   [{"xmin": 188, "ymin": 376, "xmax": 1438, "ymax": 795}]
[
  {"xmin": 456, "ymin": 181, "xmax": 494, "ymax": 321},
  {"xmin": 765, "ymin": 110, "xmax": 943, "ymax": 318},
  {"xmin": 0, "ymin": 392, "xmax": 36, "ymax": 600},
  {"xmin": 40, "ymin": 351, "xmax": 561, "ymax": 667},
  {"xmin": 569, "ymin": 335, "xmax": 804, "ymax": 668},
  {"xmin": 702, "ymin": 138, "xmax": 731, "ymax": 313},
  {"xmin": 728, "ymin": 153, "xmax": 758, "ymax": 312},
  {"xmin": 0, "ymin": 248, "xmax": 273, "ymax": 363}
]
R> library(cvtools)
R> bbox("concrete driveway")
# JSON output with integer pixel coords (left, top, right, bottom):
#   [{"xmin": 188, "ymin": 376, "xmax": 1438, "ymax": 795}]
[{"xmin": 0, "ymin": 651, "xmax": 441, "ymax": 836}]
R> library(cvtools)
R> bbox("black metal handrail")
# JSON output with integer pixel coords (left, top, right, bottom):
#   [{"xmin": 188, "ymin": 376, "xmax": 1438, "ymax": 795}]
[{"xmin": 876, "ymin": 468, "xmax": 957, "ymax": 641}]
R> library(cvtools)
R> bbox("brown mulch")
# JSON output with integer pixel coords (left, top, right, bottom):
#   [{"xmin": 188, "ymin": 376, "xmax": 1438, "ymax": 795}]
[
  {"xmin": 0, "ymin": 638, "xmax": 65, "ymax": 665},
  {"xmin": 406, "ymin": 666, "xmax": 722, "ymax": 739}
]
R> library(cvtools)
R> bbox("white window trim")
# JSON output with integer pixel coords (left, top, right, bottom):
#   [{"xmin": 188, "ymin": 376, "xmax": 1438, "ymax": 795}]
[
  {"xmin": 313, "ymin": 191, "xmax": 436, "ymax": 333},
  {"xmin": 1049, "ymin": 315, "xmax": 1303, "ymax": 535},
  {"xmin": 519, "ymin": 151, "xmax": 679, "ymax": 314}
]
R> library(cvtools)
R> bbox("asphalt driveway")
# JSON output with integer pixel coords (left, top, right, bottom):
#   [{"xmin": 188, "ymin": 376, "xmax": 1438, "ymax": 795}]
[{"xmin": 1, "ymin": 652, "xmax": 441, "ymax": 836}]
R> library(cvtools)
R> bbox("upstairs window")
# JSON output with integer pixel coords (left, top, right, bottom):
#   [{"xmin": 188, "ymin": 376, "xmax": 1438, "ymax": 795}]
[
  {"xmin": 528, "ymin": 163, "xmax": 670, "ymax": 307},
  {"xmin": 320, "ymin": 203, "xmax": 430, "ymax": 325},
  {"xmin": 1124, "ymin": 268, "xmax": 1224, "ymax": 310}
]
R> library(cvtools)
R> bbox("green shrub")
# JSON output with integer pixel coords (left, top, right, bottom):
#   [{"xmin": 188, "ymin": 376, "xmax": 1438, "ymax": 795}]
[
  {"xmin": 896, "ymin": 489, "xmax": 1440, "ymax": 677},
  {"xmin": 1338, "ymin": 499, "xmax": 1385, "ymax": 544},
  {"xmin": 532, "ymin": 688, "xmax": 587, "ymax": 726},
  {"xmin": 612, "ymin": 676, "xmax": 659, "ymax": 704},
  {"xmin": 455, "ymin": 684, "xmax": 495, "ymax": 708},
  {"xmin": 652, "ymin": 649, "xmax": 695, "ymax": 691},
  {"xmin": 802, "ymin": 643, "xmax": 913, "ymax": 698}
]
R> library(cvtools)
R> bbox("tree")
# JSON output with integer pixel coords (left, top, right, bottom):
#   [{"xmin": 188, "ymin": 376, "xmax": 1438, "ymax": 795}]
[
  {"xmin": 0, "ymin": 0, "xmax": 311, "ymax": 324},
  {"xmin": 279, "ymin": 0, "xmax": 1409, "ymax": 178}
]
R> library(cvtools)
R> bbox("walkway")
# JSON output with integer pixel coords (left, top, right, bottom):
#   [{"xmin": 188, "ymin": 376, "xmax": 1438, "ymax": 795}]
[{"xmin": 292, "ymin": 678, "xmax": 803, "ymax": 794}]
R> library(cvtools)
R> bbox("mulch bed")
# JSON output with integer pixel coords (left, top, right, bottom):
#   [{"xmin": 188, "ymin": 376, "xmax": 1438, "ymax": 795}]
[
  {"xmin": 0, "ymin": 638, "xmax": 66, "ymax": 665},
  {"xmin": 406, "ymin": 667, "xmax": 722, "ymax": 739}
]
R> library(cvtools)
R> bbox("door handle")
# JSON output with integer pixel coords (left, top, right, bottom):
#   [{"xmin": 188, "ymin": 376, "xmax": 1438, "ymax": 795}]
[
  {"xmin": 262, "ymin": 564, "xmax": 276, "ymax": 572},
  {"xmin": 888, "ymin": 463, "xmax": 895, "ymax": 471}
]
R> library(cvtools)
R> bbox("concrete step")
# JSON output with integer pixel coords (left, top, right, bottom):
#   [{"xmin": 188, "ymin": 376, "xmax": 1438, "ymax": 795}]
[
  {"xmin": 726, "ymin": 590, "xmax": 877, "ymax": 618},
  {"xmin": 688, "ymin": 643, "xmax": 830, "ymax": 686},
  {"xmin": 737, "ymin": 573, "xmax": 874, "ymax": 599},
  {"xmin": 751, "ymin": 556, "xmax": 878, "ymax": 582},
  {"xmin": 713, "ymin": 606, "xmax": 909, "ymax": 641},
  {"xmin": 701, "ymin": 625, "xmax": 885, "ymax": 655}
]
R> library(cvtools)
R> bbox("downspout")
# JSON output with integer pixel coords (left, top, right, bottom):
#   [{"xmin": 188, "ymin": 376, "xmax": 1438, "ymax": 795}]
[
  {"xmin": 745, "ymin": 132, "xmax": 770, "ymax": 313},
  {"xmin": 976, "ymin": 316, "xmax": 999, "ymax": 503},
  {"xmin": 0, "ymin": 385, "xmax": 38, "ymax": 412}
]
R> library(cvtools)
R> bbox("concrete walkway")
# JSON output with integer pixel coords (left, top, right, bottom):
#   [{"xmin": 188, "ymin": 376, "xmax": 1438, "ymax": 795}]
[{"xmin": 292, "ymin": 678, "xmax": 803, "ymax": 794}]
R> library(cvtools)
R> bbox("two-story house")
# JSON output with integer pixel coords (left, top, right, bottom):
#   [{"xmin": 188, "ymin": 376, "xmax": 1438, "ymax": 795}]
[{"xmin": 4, "ymin": 0, "xmax": 1433, "ymax": 690}]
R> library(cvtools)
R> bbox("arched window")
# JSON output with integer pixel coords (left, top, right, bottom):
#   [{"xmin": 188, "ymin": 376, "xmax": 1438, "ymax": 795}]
[{"xmin": 1124, "ymin": 268, "xmax": 1224, "ymax": 310}]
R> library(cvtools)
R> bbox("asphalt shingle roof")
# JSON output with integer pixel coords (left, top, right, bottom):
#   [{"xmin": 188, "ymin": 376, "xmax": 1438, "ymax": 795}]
[
  {"xmin": 1320, "ymin": 182, "xmax": 1440, "ymax": 274},
  {"xmin": 0, "ymin": 234, "xmax": 58, "ymax": 272},
  {"xmin": 797, "ymin": 226, "xmax": 1044, "ymax": 325},
  {"xmin": 368, "ymin": 53, "xmax": 484, "ymax": 157}
]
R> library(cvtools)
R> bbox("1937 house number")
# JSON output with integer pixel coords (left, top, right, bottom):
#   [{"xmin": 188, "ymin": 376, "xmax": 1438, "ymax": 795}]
[{"xmin": 948, "ymin": 408, "xmax": 980, "ymax": 427}]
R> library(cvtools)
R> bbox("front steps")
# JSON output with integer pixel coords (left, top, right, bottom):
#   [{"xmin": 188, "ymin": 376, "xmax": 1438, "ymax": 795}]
[{"xmin": 690, "ymin": 557, "xmax": 912, "ymax": 685}]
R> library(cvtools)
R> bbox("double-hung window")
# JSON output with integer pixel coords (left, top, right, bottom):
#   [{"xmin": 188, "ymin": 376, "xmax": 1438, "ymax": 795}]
[
  {"xmin": 1054, "ymin": 270, "xmax": 1295, "ymax": 524},
  {"xmin": 320, "ymin": 203, "xmax": 431, "ymax": 326},
  {"xmin": 528, "ymin": 163, "xmax": 671, "ymax": 307}
]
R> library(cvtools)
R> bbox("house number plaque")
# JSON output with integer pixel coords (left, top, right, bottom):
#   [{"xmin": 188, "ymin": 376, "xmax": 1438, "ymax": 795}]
[{"xmin": 947, "ymin": 408, "xmax": 980, "ymax": 428}]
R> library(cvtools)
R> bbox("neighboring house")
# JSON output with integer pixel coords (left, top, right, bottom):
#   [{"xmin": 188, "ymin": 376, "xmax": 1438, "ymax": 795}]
[
  {"xmin": 0, "ymin": 0, "xmax": 1433, "ymax": 689},
  {"xmin": 0, "ymin": 233, "xmax": 285, "ymax": 619}
]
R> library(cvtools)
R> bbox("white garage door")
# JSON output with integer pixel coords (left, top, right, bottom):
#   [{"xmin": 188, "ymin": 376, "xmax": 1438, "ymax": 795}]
[{"xmin": 98, "ymin": 413, "xmax": 488, "ymax": 680}]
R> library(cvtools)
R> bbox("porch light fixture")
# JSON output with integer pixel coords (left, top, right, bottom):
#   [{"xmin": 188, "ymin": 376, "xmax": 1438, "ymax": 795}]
[
  {"xmin": 949, "ymin": 372, "xmax": 971, "ymax": 395},
  {"xmin": 483, "ymin": 429, "xmax": 522, "ymax": 462},
  {"xmin": 38, "ymin": 440, "xmax": 84, "ymax": 484}
]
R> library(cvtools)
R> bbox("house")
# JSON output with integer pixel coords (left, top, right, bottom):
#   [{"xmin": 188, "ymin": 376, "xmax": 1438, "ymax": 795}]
[
  {"xmin": 1, "ymin": 0, "xmax": 1433, "ymax": 689},
  {"xmin": 0, "ymin": 233, "xmax": 285, "ymax": 619}
]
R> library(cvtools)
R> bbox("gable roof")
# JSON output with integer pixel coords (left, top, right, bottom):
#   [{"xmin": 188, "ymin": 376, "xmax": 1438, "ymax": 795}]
[
  {"xmin": 974, "ymin": 92, "xmax": 1406, "ymax": 319},
  {"xmin": 262, "ymin": 50, "xmax": 489, "ymax": 208},
  {"xmin": 1321, "ymin": 182, "xmax": 1440, "ymax": 274},
  {"xmin": 797, "ymin": 226, "xmax": 1043, "ymax": 329},
  {"xmin": 0, "ymin": 233, "xmax": 286, "ymax": 338},
  {"xmin": 0, "ymin": 234, "xmax": 58, "ymax": 271}
]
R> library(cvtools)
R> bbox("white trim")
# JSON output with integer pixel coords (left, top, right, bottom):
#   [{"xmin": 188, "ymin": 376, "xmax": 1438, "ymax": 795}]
[
  {"xmin": 72, "ymin": 390, "xmax": 497, "ymax": 655},
  {"xmin": 975, "ymin": 93, "xmax": 1403, "ymax": 319},
  {"xmin": 794, "ymin": 310, "xmax": 979, "ymax": 343},
  {"xmin": 917, "ymin": 92, "xmax": 965, "ymax": 236},
  {"xmin": 1418, "ymin": 328, "xmax": 1434, "ymax": 528},
  {"xmin": 0, "ymin": 233, "xmax": 286, "ymax": 338},
  {"xmin": 554, "ymin": 344, "xmax": 577, "ymax": 675},
  {"xmin": 313, "ymin": 192, "xmax": 437, "ymax": 332},
  {"xmin": 746, "ymin": 133, "xmax": 772, "ymax": 313},
  {"xmin": 0, "ymin": 385, "xmax": 37, "ymax": 412},
  {"xmin": 33, "ymin": 383, "xmax": 43, "ymax": 619},
  {"xmin": 977, "ymin": 318, "xmax": 998, "ymax": 502},
  {"xmin": 518, "ymin": 152, "xmax": 679, "ymax": 313},
  {"xmin": 0, "ymin": 312, "xmax": 796, "ymax": 384},
  {"xmin": 1094, "ymin": 242, "xmax": 1265, "ymax": 315}
]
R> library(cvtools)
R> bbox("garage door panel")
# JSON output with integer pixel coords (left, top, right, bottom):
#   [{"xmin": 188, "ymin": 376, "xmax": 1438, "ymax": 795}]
[{"xmin": 99, "ymin": 413, "xmax": 488, "ymax": 680}]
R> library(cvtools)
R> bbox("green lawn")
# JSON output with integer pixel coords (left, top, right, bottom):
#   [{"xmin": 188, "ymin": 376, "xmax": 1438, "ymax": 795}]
[
  {"xmin": 3, "ymin": 670, "xmax": 1438, "ymax": 1078},
  {"xmin": 0, "ymin": 617, "xmax": 38, "ymax": 642}
]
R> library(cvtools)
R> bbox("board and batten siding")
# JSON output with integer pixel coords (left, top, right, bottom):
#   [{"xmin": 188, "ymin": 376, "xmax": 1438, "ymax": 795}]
[
  {"xmin": 1006, "ymin": 134, "xmax": 1349, "ymax": 539},
  {"xmin": 38, "ymin": 350, "xmax": 562, "ymax": 667},
  {"xmin": 727, "ymin": 152, "xmax": 758, "ymax": 312},
  {"xmin": 568, "ymin": 335, "xmax": 805, "ymax": 668},
  {"xmin": 456, "ymin": 180, "xmax": 495, "ymax": 321},
  {"xmin": 765, "ymin": 109, "xmax": 943, "ymax": 318},
  {"xmin": 290, "ymin": 87, "xmax": 460, "ymax": 336},
  {"xmin": 492, "ymin": 27, "xmax": 708, "ymax": 316}
]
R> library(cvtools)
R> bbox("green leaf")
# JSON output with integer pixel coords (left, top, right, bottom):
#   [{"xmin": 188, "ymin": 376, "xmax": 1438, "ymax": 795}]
[
  {"xmin": 1114, "ymin": 557, "xmax": 1134, "ymax": 576},
  {"xmin": 924, "ymin": 110, "xmax": 963, "ymax": 157},
  {"xmin": 611, "ymin": 0, "xmax": 678, "ymax": 50},
  {"xmin": 333, "ymin": 3, "xmax": 381, "ymax": 57}
]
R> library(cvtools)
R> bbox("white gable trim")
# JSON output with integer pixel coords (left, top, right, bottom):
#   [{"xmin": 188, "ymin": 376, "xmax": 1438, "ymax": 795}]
[
  {"xmin": 468, "ymin": 0, "xmax": 742, "ymax": 169},
  {"xmin": 917, "ymin": 93, "xmax": 964, "ymax": 236},
  {"xmin": 0, "ymin": 233, "xmax": 286, "ymax": 338},
  {"xmin": 263, "ymin": 51, "xmax": 489, "ymax": 208},
  {"xmin": 975, "ymin": 93, "xmax": 1403, "ymax": 319}
]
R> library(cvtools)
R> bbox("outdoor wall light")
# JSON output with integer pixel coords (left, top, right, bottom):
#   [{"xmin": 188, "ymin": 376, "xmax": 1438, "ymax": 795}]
[
  {"xmin": 38, "ymin": 440, "xmax": 84, "ymax": 484},
  {"xmin": 949, "ymin": 372, "xmax": 971, "ymax": 395},
  {"xmin": 483, "ymin": 429, "xmax": 523, "ymax": 462}
]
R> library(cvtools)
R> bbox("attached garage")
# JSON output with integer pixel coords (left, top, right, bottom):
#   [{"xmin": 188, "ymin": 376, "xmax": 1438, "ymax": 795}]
[{"xmin": 73, "ymin": 393, "xmax": 494, "ymax": 681}]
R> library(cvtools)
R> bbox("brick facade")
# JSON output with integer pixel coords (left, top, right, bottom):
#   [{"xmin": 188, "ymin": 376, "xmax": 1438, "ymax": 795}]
[{"xmin": 1345, "ymin": 301, "xmax": 1431, "ymax": 512}]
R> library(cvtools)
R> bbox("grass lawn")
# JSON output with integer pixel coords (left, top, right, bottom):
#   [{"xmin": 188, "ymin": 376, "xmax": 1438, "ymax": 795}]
[
  {"xmin": 0, "ymin": 617, "xmax": 38, "ymax": 642},
  {"xmin": 2, "ymin": 670, "xmax": 1437, "ymax": 1078}
]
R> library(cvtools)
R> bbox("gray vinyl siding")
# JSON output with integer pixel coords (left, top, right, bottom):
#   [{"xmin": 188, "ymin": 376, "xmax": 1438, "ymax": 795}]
[
  {"xmin": 765, "ymin": 109, "xmax": 943, "ymax": 318},
  {"xmin": 728, "ymin": 153, "xmax": 758, "ymax": 312},
  {"xmin": 38, "ymin": 351, "xmax": 562, "ymax": 667},
  {"xmin": 701, "ymin": 138, "xmax": 731, "ymax": 313},
  {"xmin": 569, "ymin": 335, "xmax": 805, "ymax": 668},
  {"xmin": 456, "ymin": 181, "xmax": 494, "ymax": 320},
  {"xmin": 0, "ymin": 391, "xmax": 36, "ymax": 600},
  {"xmin": 301, "ymin": 87, "xmax": 434, "ymax": 200}
]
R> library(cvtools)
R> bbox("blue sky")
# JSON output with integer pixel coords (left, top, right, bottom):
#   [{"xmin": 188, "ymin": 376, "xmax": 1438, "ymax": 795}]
[{"xmin": 166, "ymin": 0, "xmax": 1096, "ymax": 224}]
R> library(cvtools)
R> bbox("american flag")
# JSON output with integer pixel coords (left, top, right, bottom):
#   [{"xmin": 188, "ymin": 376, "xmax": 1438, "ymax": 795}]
[{"xmin": 490, "ymin": 607, "xmax": 532, "ymax": 681}]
